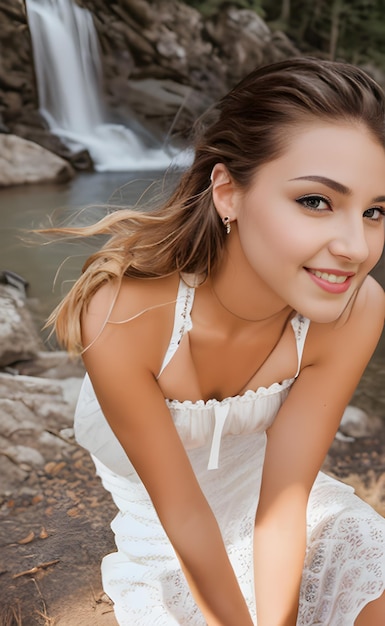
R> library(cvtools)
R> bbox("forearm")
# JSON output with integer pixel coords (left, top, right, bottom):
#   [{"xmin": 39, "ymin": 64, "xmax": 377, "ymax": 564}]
[
  {"xmin": 166, "ymin": 508, "xmax": 253, "ymax": 626},
  {"xmin": 254, "ymin": 511, "xmax": 307, "ymax": 626}
]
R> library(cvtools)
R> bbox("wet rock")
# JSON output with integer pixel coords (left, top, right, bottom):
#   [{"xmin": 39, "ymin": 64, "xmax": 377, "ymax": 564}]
[
  {"xmin": 0, "ymin": 134, "xmax": 75, "ymax": 187},
  {"xmin": 10, "ymin": 125, "xmax": 94, "ymax": 171}
]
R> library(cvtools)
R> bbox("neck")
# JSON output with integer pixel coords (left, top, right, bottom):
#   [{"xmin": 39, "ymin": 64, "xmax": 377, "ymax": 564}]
[
  {"xmin": 207, "ymin": 221, "xmax": 292, "ymax": 325},
  {"xmin": 210, "ymin": 280, "xmax": 289, "ymax": 323},
  {"xmin": 208, "ymin": 228, "xmax": 292, "ymax": 326}
]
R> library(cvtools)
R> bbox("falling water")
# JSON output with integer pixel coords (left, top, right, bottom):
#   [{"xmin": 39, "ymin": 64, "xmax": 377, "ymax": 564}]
[{"xmin": 26, "ymin": 0, "xmax": 173, "ymax": 171}]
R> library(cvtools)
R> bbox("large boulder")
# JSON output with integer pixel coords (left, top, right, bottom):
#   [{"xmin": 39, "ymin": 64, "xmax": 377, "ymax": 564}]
[
  {"xmin": 92, "ymin": 1, "xmax": 299, "ymax": 135},
  {"xmin": 0, "ymin": 284, "xmax": 42, "ymax": 366},
  {"xmin": 0, "ymin": 134, "xmax": 74, "ymax": 186}
]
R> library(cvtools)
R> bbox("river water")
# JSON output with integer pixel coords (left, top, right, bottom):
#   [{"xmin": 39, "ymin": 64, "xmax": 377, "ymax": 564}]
[
  {"xmin": 0, "ymin": 171, "xmax": 167, "ymax": 325},
  {"xmin": 1, "ymin": 171, "xmax": 384, "ymax": 356}
]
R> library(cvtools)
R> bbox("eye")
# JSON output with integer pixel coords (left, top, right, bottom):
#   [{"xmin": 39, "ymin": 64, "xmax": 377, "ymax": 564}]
[
  {"xmin": 296, "ymin": 194, "xmax": 331, "ymax": 212},
  {"xmin": 363, "ymin": 207, "xmax": 385, "ymax": 222}
]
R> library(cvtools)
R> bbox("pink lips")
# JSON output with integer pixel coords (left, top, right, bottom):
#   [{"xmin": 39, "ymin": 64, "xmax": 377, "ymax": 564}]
[{"xmin": 305, "ymin": 268, "xmax": 355, "ymax": 294}]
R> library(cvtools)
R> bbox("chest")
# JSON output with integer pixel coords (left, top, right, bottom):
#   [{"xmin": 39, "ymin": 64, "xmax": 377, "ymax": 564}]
[{"xmin": 158, "ymin": 319, "xmax": 299, "ymax": 403}]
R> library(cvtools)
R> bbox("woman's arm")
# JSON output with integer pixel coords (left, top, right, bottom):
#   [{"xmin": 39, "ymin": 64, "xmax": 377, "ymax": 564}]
[
  {"xmin": 254, "ymin": 277, "xmax": 385, "ymax": 626},
  {"xmin": 81, "ymin": 277, "xmax": 253, "ymax": 626}
]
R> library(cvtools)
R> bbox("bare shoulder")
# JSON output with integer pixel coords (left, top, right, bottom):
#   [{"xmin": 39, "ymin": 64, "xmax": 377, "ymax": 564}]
[
  {"xmin": 84, "ymin": 272, "xmax": 180, "ymax": 323},
  {"xmin": 81, "ymin": 272, "xmax": 180, "ymax": 375},
  {"xmin": 305, "ymin": 276, "xmax": 385, "ymax": 368}
]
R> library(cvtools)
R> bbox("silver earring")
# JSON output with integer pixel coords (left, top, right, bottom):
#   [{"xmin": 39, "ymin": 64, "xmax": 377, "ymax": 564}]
[{"xmin": 222, "ymin": 216, "xmax": 231, "ymax": 235}]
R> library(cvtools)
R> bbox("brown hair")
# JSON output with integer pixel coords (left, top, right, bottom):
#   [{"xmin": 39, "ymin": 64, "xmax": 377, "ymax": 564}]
[{"xmin": 47, "ymin": 57, "xmax": 385, "ymax": 353}]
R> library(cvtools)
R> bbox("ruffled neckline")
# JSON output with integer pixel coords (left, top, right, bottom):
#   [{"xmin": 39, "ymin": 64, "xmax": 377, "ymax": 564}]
[{"xmin": 165, "ymin": 376, "xmax": 294, "ymax": 410}]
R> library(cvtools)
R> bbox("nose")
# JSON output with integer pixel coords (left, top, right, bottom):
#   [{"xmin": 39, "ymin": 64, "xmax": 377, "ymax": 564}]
[{"xmin": 328, "ymin": 216, "xmax": 370, "ymax": 264}]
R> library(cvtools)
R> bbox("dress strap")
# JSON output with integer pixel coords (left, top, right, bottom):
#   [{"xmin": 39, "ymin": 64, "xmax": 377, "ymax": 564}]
[
  {"xmin": 290, "ymin": 314, "xmax": 311, "ymax": 378},
  {"xmin": 156, "ymin": 277, "xmax": 195, "ymax": 379}
]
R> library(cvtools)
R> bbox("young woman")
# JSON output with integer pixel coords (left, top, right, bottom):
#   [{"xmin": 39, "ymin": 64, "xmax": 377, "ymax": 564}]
[{"xmin": 50, "ymin": 58, "xmax": 385, "ymax": 625}]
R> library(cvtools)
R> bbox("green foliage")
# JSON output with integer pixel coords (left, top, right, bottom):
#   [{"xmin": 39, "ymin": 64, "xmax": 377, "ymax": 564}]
[{"xmin": 261, "ymin": 0, "xmax": 385, "ymax": 66}]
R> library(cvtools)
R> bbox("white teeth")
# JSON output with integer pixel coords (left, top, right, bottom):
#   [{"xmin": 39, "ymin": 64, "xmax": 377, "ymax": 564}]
[{"xmin": 311, "ymin": 270, "xmax": 348, "ymax": 284}]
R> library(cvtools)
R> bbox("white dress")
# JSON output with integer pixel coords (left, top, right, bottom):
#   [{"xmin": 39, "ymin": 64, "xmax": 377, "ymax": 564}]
[{"xmin": 74, "ymin": 276, "xmax": 385, "ymax": 625}]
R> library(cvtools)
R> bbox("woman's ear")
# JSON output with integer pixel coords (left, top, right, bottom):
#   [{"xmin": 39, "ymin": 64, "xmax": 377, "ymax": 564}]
[{"xmin": 210, "ymin": 163, "xmax": 238, "ymax": 222}]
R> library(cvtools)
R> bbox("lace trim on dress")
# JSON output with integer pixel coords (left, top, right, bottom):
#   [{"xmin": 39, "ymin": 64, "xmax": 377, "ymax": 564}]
[
  {"xmin": 156, "ymin": 278, "xmax": 194, "ymax": 379},
  {"xmin": 165, "ymin": 378, "xmax": 295, "ymax": 410}
]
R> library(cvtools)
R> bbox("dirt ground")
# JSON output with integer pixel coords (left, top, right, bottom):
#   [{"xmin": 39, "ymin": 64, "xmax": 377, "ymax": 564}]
[
  {"xmin": 0, "ymin": 358, "xmax": 384, "ymax": 626},
  {"xmin": 0, "ymin": 446, "xmax": 118, "ymax": 626}
]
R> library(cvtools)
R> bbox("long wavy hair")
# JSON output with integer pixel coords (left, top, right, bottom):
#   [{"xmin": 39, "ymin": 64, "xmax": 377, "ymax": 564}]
[{"xmin": 47, "ymin": 57, "xmax": 385, "ymax": 354}]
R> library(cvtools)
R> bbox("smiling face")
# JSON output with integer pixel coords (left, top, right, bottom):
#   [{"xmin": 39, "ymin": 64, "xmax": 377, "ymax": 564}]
[{"xmin": 223, "ymin": 122, "xmax": 385, "ymax": 323}]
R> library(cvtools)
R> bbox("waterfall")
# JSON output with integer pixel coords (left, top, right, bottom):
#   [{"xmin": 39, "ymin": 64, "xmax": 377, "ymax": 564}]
[{"xmin": 26, "ymin": 0, "xmax": 172, "ymax": 171}]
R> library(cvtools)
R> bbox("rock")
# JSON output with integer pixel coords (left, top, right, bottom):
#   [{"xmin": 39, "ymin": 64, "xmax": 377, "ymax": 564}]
[
  {"xmin": 10, "ymin": 125, "xmax": 94, "ymax": 171},
  {"xmin": 0, "ymin": 398, "xmax": 40, "ymax": 436},
  {"xmin": 113, "ymin": 77, "xmax": 213, "ymax": 137},
  {"xmin": 5, "ymin": 444, "xmax": 45, "ymax": 467},
  {"xmin": 0, "ymin": 269, "xmax": 29, "ymax": 296},
  {"xmin": 0, "ymin": 1, "xmax": 38, "ymax": 123},
  {"xmin": 0, "ymin": 0, "xmax": 302, "ymax": 165},
  {"xmin": 0, "ymin": 285, "xmax": 42, "ymax": 368},
  {"xmin": 58, "ymin": 377, "xmax": 85, "ymax": 409},
  {"xmin": 0, "ymin": 116, "xmax": 9, "ymax": 133},
  {"xmin": 90, "ymin": 0, "xmax": 300, "ymax": 133},
  {"xmin": 339, "ymin": 405, "xmax": 383, "ymax": 439},
  {"xmin": 0, "ymin": 373, "xmax": 81, "ymax": 418},
  {"xmin": 16, "ymin": 350, "xmax": 85, "ymax": 379},
  {"xmin": 0, "ymin": 287, "xmax": 85, "ymax": 501},
  {"xmin": 117, "ymin": 0, "xmax": 153, "ymax": 25},
  {"xmin": 0, "ymin": 134, "xmax": 75, "ymax": 186},
  {"xmin": 0, "ymin": 453, "xmax": 29, "ymax": 496},
  {"xmin": 0, "ymin": 372, "xmax": 83, "ymax": 499},
  {"xmin": 205, "ymin": 7, "xmax": 298, "ymax": 79},
  {"xmin": 2, "ymin": 90, "xmax": 23, "ymax": 122}
]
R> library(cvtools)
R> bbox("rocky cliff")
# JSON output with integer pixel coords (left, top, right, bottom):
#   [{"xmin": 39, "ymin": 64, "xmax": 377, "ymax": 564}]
[{"xmin": 0, "ymin": 0, "xmax": 298, "ymax": 173}]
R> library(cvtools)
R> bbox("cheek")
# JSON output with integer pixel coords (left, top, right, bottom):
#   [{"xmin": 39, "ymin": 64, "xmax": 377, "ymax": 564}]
[
  {"xmin": 239, "ymin": 221, "xmax": 304, "ymax": 273},
  {"xmin": 237, "ymin": 199, "xmax": 325, "ymax": 268},
  {"xmin": 367, "ymin": 229, "xmax": 385, "ymax": 269},
  {"xmin": 238, "ymin": 206, "xmax": 288, "ymax": 249}
]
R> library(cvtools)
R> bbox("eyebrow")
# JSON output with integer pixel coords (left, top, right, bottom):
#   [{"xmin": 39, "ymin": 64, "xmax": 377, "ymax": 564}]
[
  {"xmin": 289, "ymin": 175, "xmax": 351, "ymax": 195},
  {"xmin": 290, "ymin": 175, "xmax": 385, "ymax": 204}
]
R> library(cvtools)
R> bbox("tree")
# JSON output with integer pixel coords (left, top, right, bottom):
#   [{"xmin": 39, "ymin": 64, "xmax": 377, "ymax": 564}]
[
  {"xmin": 280, "ymin": 0, "xmax": 290, "ymax": 21},
  {"xmin": 261, "ymin": 0, "xmax": 385, "ymax": 65}
]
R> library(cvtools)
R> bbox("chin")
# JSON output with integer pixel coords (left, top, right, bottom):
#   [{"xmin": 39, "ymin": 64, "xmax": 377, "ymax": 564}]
[{"xmin": 299, "ymin": 304, "xmax": 351, "ymax": 325}]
